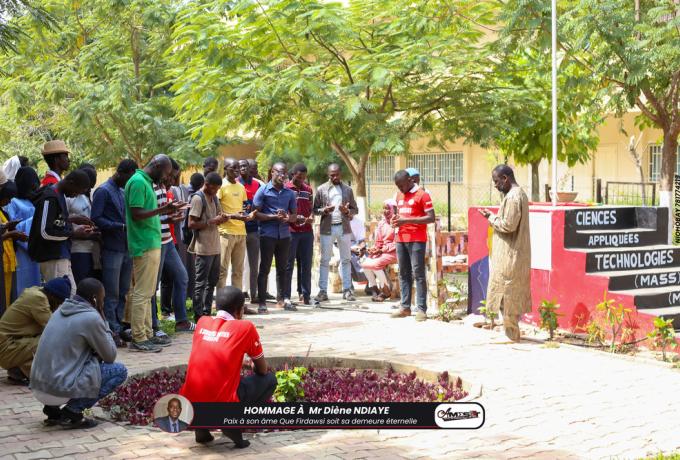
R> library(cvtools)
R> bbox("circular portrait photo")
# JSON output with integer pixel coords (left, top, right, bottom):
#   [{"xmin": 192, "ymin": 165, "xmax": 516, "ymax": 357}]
[{"xmin": 153, "ymin": 394, "xmax": 193, "ymax": 433}]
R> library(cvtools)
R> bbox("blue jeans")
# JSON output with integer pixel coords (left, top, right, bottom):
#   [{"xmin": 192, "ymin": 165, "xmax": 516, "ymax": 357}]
[
  {"xmin": 102, "ymin": 250, "xmax": 132, "ymax": 333},
  {"xmin": 284, "ymin": 231, "xmax": 313, "ymax": 300},
  {"xmin": 318, "ymin": 225, "xmax": 352, "ymax": 292},
  {"xmin": 396, "ymin": 242, "xmax": 428, "ymax": 313},
  {"xmin": 152, "ymin": 243, "xmax": 188, "ymax": 328},
  {"xmin": 66, "ymin": 362, "xmax": 128, "ymax": 413}
]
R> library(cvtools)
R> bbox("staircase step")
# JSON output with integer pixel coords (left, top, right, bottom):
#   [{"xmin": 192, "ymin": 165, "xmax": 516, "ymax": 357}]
[
  {"xmin": 565, "ymin": 207, "xmax": 666, "ymax": 232},
  {"xmin": 585, "ymin": 246, "xmax": 680, "ymax": 273},
  {"xmin": 610, "ymin": 285, "xmax": 680, "ymax": 309},
  {"xmin": 565, "ymin": 227, "xmax": 664, "ymax": 249},
  {"xmin": 606, "ymin": 267, "xmax": 680, "ymax": 291}
]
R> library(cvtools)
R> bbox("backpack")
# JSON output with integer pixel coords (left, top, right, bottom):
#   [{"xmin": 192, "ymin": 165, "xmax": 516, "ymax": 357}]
[{"xmin": 183, "ymin": 191, "xmax": 220, "ymax": 246}]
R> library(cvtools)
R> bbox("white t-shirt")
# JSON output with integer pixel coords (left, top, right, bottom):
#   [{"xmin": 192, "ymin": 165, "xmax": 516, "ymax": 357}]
[
  {"xmin": 66, "ymin": 194, "xmax": 94, "ymax": 253},
  {"xmin": 329, "ymin": 185, "xmax": 343, "ymax": 224}
]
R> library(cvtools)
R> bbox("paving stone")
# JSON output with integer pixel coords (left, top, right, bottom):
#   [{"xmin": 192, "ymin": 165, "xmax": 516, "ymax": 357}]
[{"xmin": 14, "ymin": 451, "xmax": 53, "ymax": 460}]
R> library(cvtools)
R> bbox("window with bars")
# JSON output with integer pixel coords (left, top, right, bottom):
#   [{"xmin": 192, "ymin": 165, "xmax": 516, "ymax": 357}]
[
  {"xmin": 366, "ymin": 152, "xmax": 465, "ymax": 184},
  {"xmin": 366, "ymin": 155, "xmax": 396, "ymax": 184},
  {"xmin": 411, "ymin": 152, "xmax": 464, "ymax": 183},
  {"xmin": 649, "ymin": 144, "xmax": 680, "ymax": 181}
]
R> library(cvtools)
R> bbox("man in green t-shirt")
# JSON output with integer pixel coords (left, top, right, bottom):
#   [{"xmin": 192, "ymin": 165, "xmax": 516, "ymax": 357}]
[{"xmin": 125, "ymin": 154, "xmax": 184, "ymax": 353}]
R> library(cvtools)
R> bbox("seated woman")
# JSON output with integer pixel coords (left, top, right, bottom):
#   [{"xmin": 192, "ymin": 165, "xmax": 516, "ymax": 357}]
[
  {"xmin": 0, "ymin": 276, "xmax": 71, "ymax": 385},
  {"xmin": 180, "ymin": 286, "xmax": 276, "ymax": 448},
  {"xmin": 30, "ymin": 278, "xmax": 127, "ymax": 428},
  {"xmin": 362, "ymin": 199, "xmax": 398, "ymax": 301}
]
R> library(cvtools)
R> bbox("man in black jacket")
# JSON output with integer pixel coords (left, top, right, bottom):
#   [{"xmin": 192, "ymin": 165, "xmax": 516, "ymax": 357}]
[{"xmin": 28, "ymin": 170, "xmax": 96, "ymax": 296}]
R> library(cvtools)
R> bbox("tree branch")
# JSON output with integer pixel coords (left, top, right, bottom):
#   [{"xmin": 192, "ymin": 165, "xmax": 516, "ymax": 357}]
[
  {"xmin": 331, "ymin": 140, "xmax": 358, "ymax": 176},
  {"xmin": 379, "ymin": 83, "xmax": 392, "ymax": 113},
  {"xmin": 309, "ymin": 31, "xmax": 354, "ymax": 84},
  {"xmin": 92, "ymin": 115, "xmax": 116, "ymax": 148},
  {"xmin": 636, "ymin": 96, "xmax": 661, "ymax": 126},
  {"xmin": 254, "ymin": 0, "xmax": 304, "ymax": 65}
]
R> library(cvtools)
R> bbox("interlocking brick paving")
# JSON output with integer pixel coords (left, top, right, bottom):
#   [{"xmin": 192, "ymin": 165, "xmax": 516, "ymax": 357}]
[{"xmin": 2, "ymin": 294, "xmax": 679, "ymax": 459}]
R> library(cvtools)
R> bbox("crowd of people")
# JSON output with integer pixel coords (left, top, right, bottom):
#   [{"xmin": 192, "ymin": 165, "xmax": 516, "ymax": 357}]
[
  {"xmin": 0, "ymin": 139, "xmax": 440, "ymax": 433},
  {"xmin": 0, "ymin": 136, "xmax": 532, "ymax": 445}
]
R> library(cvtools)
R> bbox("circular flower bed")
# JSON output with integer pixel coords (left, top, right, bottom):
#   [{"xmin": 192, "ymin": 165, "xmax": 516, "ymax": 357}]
[{"xmin": 100, "ymin": 366, "xmax": 467, "ymax": 426}]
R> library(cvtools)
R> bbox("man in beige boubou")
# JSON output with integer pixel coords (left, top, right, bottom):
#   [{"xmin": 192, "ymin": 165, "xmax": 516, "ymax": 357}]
[{"xmin": 478, "ymin": 165, "xmax": 532, "ymax": 342}]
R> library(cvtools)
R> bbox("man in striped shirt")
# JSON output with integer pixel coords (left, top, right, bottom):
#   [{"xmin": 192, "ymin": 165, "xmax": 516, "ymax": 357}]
[{"xmin": 151, "ymin": 161, "xmax": 193, "ymax": 341}]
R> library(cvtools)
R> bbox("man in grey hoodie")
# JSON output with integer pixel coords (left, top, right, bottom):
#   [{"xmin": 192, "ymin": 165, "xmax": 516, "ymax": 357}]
[{"xmin": 30, "ymin": 278, "xmax": 128, "ymax": 429}]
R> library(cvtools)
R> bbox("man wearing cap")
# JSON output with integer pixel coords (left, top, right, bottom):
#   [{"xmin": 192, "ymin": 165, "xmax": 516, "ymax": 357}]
[
  {"xmin": 0, "ymin": 276, "xmax": 71, "ymax": 385},
  {"xmin": 40, "ymin": 140, "xmax": 71, "ymax": 187},
  {"xmin": 405, "ymin": 167, "xmax": 430, "ymax": 194}
]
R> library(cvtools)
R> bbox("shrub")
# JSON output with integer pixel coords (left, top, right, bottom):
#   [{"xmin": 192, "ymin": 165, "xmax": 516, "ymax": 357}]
[
  {"xmin": 273, "ymin": 366, "xmax": 307, "ymax": 402},
  {"xmin": 647, "ymin": 317, "xmax": 677, "ymax": 362},
  {"xmin": 538, "ymin": 299, "xmax": 561, "ymax": 340}
]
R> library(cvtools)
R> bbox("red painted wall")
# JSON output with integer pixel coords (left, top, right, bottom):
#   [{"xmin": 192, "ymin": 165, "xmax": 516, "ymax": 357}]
[{"xmin": 469, "ymin": 205, "xmax": 657, "ymax": 340}]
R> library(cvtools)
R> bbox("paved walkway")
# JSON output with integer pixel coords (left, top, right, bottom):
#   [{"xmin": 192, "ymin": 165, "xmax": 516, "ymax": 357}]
[{"xmin": 2, "ymin": 294, "xmax": 679, "ymax": 460}]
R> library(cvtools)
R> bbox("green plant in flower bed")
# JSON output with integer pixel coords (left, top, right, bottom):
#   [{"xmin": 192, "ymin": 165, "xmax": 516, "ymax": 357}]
[
  {"xmin": 274, "ymin": 367, "xmax": 307, "ymax": 402},
  {"xmin": 647, "ymin": 317, "xmax": 677, "ymax": 362},
  {"xmin": 99, "ymin": 366, "xmax": 467, "ymax": 425}
]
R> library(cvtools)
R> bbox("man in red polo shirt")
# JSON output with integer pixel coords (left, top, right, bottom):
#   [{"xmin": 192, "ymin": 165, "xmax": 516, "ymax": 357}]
[
  {"xmin": 390, "ymin": 169, "xmax": 435, "ymax": 322},
  {"xmin": 180, "ymin": 286, "xmax": 276, "ymax": 448}
]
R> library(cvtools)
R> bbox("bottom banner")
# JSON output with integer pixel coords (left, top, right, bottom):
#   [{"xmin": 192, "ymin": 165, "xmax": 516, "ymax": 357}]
[{"xmin": 189, "ymin": 402, "xmax": 485, "ymax": 430}]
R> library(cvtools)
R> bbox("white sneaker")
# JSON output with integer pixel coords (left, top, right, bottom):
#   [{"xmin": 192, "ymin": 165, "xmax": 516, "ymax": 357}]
[{"xmin": 155, "ymin": 330, "xmax": 168, "ymax": 338}]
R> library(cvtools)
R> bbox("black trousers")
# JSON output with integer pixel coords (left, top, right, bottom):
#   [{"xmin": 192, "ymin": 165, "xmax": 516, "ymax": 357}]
[
  {"xmin": 194, "ymin": 372, "xmax": 277, "ymax": 439},
  {"xmin": 193, "ymin": 254, "xmax": 220, "ymax": 320},
  {"xmin": 257, "ymin": 237, "xmax": 290, "ymax": 304}
]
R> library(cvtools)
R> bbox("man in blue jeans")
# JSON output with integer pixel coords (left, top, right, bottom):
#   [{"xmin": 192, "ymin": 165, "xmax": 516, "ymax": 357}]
[
  {"xmin": 312, "ymin": 164, "xmax": 358, "ymax": 303},
  {"xmin": 91, "ymin": 159, "xmax": 137, "ymax": 346},
  {"xmin": 30, "ymin": 278, "xmax": 128, "ymax": 429},
  {"xmin": 151, "ymin": 166, "xmax": 192, "ymax": 336},
  {"xmin": 390, "ymin": 170, "xmax": 435, "ymax": 322}
]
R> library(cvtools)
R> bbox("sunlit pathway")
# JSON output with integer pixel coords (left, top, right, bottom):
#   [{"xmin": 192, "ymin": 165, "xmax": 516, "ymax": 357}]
[{"xmin": 2, "ymin": 294, "xmax": 679, "ymax": 459}]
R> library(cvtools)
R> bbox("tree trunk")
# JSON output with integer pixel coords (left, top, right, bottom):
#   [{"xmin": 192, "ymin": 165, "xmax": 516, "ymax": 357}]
[
  {"xmin": 530, "ymin": 160, "xmax": 540, "ymax": 201},
  {"xmin": 659, "ymin": 129, "xmax": 678, "ymax": 195},
  {"xmin": 351, "ymin": 168, "xmax": 367, "ymax": 198}
]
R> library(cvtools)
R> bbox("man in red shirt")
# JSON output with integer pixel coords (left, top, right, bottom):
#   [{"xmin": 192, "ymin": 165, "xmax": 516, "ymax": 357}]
[
  {"xmin": 180, "ymin": 286, "xmax": 276, "ymax": 448},
  {"xmin": 284, "ymin": 163, "xmax": 314, "ymax": 307},
  {"xmin": 40, "ymin": 140, "xmax": 71, "ymax": 187},
  {"xmin": 390, "ymin": 170, "xmax": 435, "ymax": 322}
]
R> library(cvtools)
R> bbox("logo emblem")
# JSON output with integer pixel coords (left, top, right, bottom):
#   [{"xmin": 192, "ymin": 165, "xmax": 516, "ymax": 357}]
[{"xmin": 434, "ymin": 403, "xmax": 485, "ymax": 429}]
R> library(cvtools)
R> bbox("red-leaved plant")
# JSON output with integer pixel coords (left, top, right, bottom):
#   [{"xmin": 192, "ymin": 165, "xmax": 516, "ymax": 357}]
[{"xmin": 99, "ymin": 366, "xmax": 466, "ymax": 426}]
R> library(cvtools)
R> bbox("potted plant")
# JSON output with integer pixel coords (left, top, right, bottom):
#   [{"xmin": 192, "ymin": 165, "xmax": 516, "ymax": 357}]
[{"xmin": 550, "ymin": 170, "xmax": 578, "ymax": 202}]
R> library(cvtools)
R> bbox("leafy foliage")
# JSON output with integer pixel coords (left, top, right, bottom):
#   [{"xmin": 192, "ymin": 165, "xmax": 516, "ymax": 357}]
[
  {"xmin": 478, "ymin": 300, "xmax": 497, "ymax": 328},
  {"xmin": 168, "ymin": 0, "xmax": 508, "ymax": 195},
  {"xmin": 538, "ymin": 299, "xmax": 562, "ymax": 340},
  {"xmin": 647, "ymin": 317, "xmax": 677, "ymax": 362},
  {"xmin": 0, "ymin": 0, "xmax": 202, "ymax": 167},
  {"xmin": 501, "ymin": 0, "xmax": 680, "ymax": 193},
  {"xmin": 585, "ymin": 291, "xmax": 633, "ymax": 353},
  {"xmin": 273, "ymin": 366, "xmax": 307, "ymax": 402}
]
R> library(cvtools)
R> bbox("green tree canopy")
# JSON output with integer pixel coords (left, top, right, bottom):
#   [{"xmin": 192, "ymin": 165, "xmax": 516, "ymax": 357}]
[
  {"xmin": 503, "ymin": 0, "xmax": 680, "ymax": 202},
  {"xmin": 493, "ymin": 44, "xmax": 602, "ymax": 200},
  {"xmin": 169, "ymin": 0, "xmax": 509, "ymax": 197},
  {"xmin": 0, "ymin": 0, "xmax": 202, "ymax": 167}
]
